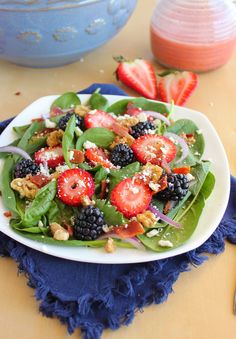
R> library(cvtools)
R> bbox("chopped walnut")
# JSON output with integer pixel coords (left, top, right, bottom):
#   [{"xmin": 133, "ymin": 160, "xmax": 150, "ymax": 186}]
[
  {"xmin": 10, "ymin": 178, "xmax": 38, "ymax": 199},
  {"xmin": 50, "ymin": 222, "xmax": 69, "ymax": 241},
  {"xmin": 74, "ymin": 105, "xmax": 90, "ymax": 117},
  {"xmin": 110, "ymin": 135, "xmax": 135, "ymax": 149},
  {"xmin": 136, "ymin": 211, "xmax": 158, "ymax": 228},
  {"xmin": 118, "ymin": 116, "xmax": 139, "ymax": 128},
  {"xmin": 46, "ymin": 129, "xmax": 64, "ymax": 147},
  {"xmin": 80, "ymin": 195, "xmax": 95, "ymax": 206},
  {"xmin": 138, "ymin": 163, "xmax": 163, "ymax": 188},
  {"xmin": 104, "ymin": 238, "xmax": 116, "ymax": 253}
]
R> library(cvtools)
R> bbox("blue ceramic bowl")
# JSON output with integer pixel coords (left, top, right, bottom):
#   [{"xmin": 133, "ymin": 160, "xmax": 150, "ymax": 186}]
[{"xmin": 0, "ymin": 0, "xmax": 137, "ymax": 67}]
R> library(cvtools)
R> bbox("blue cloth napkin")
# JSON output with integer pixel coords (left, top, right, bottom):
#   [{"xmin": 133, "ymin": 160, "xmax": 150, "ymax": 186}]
[{"xmin": 0, "ymin": 83, "xmax": 236, "ymax": 339}]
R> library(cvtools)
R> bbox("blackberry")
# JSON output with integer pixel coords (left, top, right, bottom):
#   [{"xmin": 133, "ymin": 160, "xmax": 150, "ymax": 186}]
[
  {"xmin": 157, "ymin": 174, "xmax": 189, "ymax": 201},
  {"xmin": 74, "ymin": 206, "xmax": 105, "ymax": 241},
  {"xmin": 58, "ymin": 113, "xmax": 84, "ymax": 131},
  {"xmin": 131, "ymin": 121, "xmax": 156, "ymax": 139},
  {"xmin": 14, "ymin": 159, "xmax": 40, "ymax": 178},
  {"xmin": 109, "ymin": 144, "xmax": 135, "ymax": 167}
]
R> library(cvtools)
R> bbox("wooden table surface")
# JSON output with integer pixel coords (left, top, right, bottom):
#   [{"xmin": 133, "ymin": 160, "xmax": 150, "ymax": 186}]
[{"xmin": 0, "ymin": 1, "xmax": 236, "ymax": 338}]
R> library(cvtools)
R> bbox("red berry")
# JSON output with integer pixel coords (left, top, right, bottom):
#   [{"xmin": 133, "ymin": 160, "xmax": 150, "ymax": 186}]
[
  {"xmin": 157, "ymin": 71, "xmax": 198, "ymax": 106},
  {"xmin": 57, "ymin": 168, "xmax": 95, "ymax": 206},
  {"xmin": 114, "ymin": 57, "xmax": 158, "ymax": 99},
  {"xmin": 110, "ymin": 177, "xmax": 152, "ymax": 218},
  {"xmin": 131, "ymin": 134, "xmax": 177, "ymax": 165},
  {"xmin": 85, "ymin": 148, "xmax": 115, "ymax": 169},
  {"xmin": 84, "ymin": 110, "xmax": 116, "ymax": 129},
  {"xmin": 34, "ymin": 146, "xmax": 64, "ymax": 168}
]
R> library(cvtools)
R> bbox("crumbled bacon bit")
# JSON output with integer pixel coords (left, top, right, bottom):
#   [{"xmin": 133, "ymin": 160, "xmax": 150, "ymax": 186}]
[
  {"xmin": 70, "ymin": 150, "xmax": 85, "ymax": 164},
  {"xmin": 3, "ymin": 211, "xmax": 12, "ymax": 218},
  {"xmin": 163, "ymin": 200, "xmax": 171, "ymax": 215},
  {"xmin": 100, "ymin": 180, "xmax": 107, "ymax": 199},
  {"xmin": 29, "ymin": 174, "xmax": 50, "ymax": 188}
]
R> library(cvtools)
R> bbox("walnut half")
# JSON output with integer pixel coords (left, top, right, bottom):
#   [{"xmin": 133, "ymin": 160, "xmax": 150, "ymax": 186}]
[
  {"xmin": 10, "ymin": 178, "xmax": 38, "ymax": 199},
  {"xmin": 136, "ymin": 211, "xmax": 158, "ymax": 228}
]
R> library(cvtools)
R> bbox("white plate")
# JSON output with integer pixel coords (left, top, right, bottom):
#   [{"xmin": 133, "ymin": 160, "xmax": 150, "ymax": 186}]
[{"xmin": 0, "ymin": 94, "xmax": 230, "ymax": 264}]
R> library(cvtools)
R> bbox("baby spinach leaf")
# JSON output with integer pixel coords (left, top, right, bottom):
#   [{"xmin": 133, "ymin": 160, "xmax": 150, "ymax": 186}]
[
  {"xmin": 107, "ymin": 97, "xmax": 169, "ymax": 116},
  {"xmin": 76, "ymin": 127, "xmax": 115, "ymax": 150},
  {"xmin": 47, "ymin": 201, "xmax": 61, "ymax": 224},
  {"xmin": 13, "ymin": 125, "xmax": 30, "ymax": 137},
  {"xmin": 88, "ymin": 91, "xmax": 109, "ymax": 110},
  {"xmin": 47, "ymin": 198, "xmax": 74, "ymax": 224},
  {"xmin": 12, "ymin": 231, "xmax": 134, "ymax": 248},
  {"xmin": 0, "ymin": 138, "xmax": 20, "ymax": 159},
  {"xmin": 62, "ymin": 114, "xmax": 76, "ymax": 168},
  {"xmin": 1, "ymin": 156, "xmax": 18, "ymax": 215},
  {"xmin": 22, "ymin": 180, "xmax": 57, "ymax": 227},
  {"xmin": 109, "ymin": 162, "xmax": 141, "ymax": 192},
  {"xmin": 167, "ymin": 119, "xmax": 205, "ymax": 166},
  {"xmin": 26, "ymin": 137, "xmax": 47, "ymax": 155},
  {"xmin": 51, "ymin": 92, "xmax": 81, "ymax": 109},
  {"xmin": 95, "ymin": 199, "xmax": 126, "ymax": 226},
  {"xmin": 190, "ymin": 161, "xmax": 211, "ymax": 196},
  {"xmin": 200, "ymin": 171, "xmax": 215, "ymax": 199},
  {"xmin": 94, "ymin": 167, "xmax": 108, "ymax": 185}
]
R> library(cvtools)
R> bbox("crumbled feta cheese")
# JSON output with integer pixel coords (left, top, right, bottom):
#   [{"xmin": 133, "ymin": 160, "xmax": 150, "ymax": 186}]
[
  {"xmin": 147, "ymin": 129, "xmax": 156, "ymax": 134},
  {"xmin": 186, "ymin": 173, "xmax": 195, "ymax": 182},
  {"xmin": 83, "ymin": 141, "xmax": 97, "ymax": 149},
  {"xmin": 160, "ymin": 146, "xmax": 167, "ymax": 154},
  {"xmin": 69, "ymin": 150, "xmax": 74, "ymax": 160},
  {"xmin": 45, "ymin": 119, "xmax": 56, "ymax": 129},
  {"xmin": 194, "ymin": 151, "xmax": 200, "ymax": 156},
  {"xmin": 146, "ymin": 229, "xmax": 159, "ymax": 238},
  {"xmin": 149, "ymin": 182, "xmax": 160, "ymax": 191},
  {"xmin": 102, "ymin": 225, "xmax": 110, "ymax": 233},
  {"xmin": 38, "ymin": 220, "xmax": 44, "ymax": 228},
  {"xmin": 56, "ymin": 164, "xmax": 69, "ymax": 173},
  {"xmin": 196, "ymin": 129, "xmax": 202, "ymax": 135},
  {"xmin": 39, "ymin": 163, "xmax": 50, "ymax": 177},
  {"xmin": 117, "ymin": 114, "xmax": 131, "ymax": 121},
  {"xmin": 169, "ymin": 136, "xmax": 176, "ymax": 144},
  {"xmin": 75, "ymin": 127, "xmax": 83, "ymax": 137},
  {"xmin": 158, "ymin": 240, "xmax": 173, "ymax": 248},
  {"xmin": 108, "ymin": 112, "xmax": 117, "ymax": 119},
  {"xmin": 104, "ymin": 168, "xmax": 110, "ymax": 173},
  {"xmin": 153, "ymin": 119, "xmax": 161, "ymax": 126},
  {"xmin": 137, "ymin": 112, "xmax": 147, "ymax": 122}
]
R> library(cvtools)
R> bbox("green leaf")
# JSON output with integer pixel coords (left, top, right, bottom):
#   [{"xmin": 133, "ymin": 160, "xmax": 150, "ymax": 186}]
[
  {"xmin": 13, "ymin": 125, "xmax": 30, "ymax": 137},
  {"xmin": 62, "ymin": 115, "xmax": 76, "ymax": 168},
  {"xmin": 22, "ymin": 180, "xmax": 57, "ymax": 227},
  {"xmin": 47, "ymin": 198, "xmax": 74, "ymax": 224},
  {"xmin": 0, "ymin": 138, "xmax": 20, "ymax": 159},
  {"xmin": 76, "ymin": 127, "xmax": 115, "ymax": 150},
  {"xmin": 190, "ymin": 161, "xmax": 211, "ymax": 196},
  {"xmin": 167, "ymin": 119, "xmax": 205, "ymax": 166},
  {"xmin": 88, "ymin": 91, "xmax": 109, "ymax": 110},
  {"xmin": 51, "ymin": 92, "xmax": 81, "ymax": 109},
  {"xmin": 109, "ymin": 162, "xmax": 141, "ymax": 192},
  {"xmin": 25, "ymin": 137, "xmax": 47, "ymax": 155},
  {"xmin": 200, "ymin": 171, "xmax": 215, "ymax": 199},
  {"xmin": 107, "ymin": 97, "xmax": 169, "ymax": 116},
  {"xmin": 95, "ymin": 199, "xmax": 126, "ymax": 226},
  {"xmin": 0, "ymin": 156, "xmax": 18, "ymax": 215},
  {"xmin": 12, "ymin": 231, "xmax": 134, "ymax": 248},
  {"xmin": 94, "ymin": 167, "xmax": 108, "ymax": 185}
]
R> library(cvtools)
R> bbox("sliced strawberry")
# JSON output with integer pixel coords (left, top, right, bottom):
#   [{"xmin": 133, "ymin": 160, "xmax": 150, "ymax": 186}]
[
  {"xmin": 114, "ymin": 220, "xmax": 145, "ymax": 238},
  {"xmin": 131, "ymin": 134, "xmax": 177, "ymax": 165},
  {"xmin": 114, "ymin": 56, "xmax": 158, "ymax": 99},
  {"xmin": 57, "ymin": 168, "xmax": 95, "ymax": 206},
  {"xmin": 85, "ymin": 148, "xmax": 115, "ymax": 169},
  {"xmin": 70, "ymin": 150, "xmax": 85, "ymax": 164},
  {"xmin": 34, "ymin": 146, "xmax": 64, "ymax": 168},
  {"xmin": 110, "ymin": 177, "xmax": 152, "ymax": 218},
  {"xmin": 84, "ymin": 109, "xmax": 129, "ymax": 137},
  {"xmin": 157, "ymin": 71, "xmax": 198, "ymax": 106},
  {"xmin": 84, "ymin": 110, "xmax": 116, "ymax": 129},
  {"xmin": 173, "ymin": 166, "xmax": 191, "ymax": 175},
  {"xmin": 29, "ymin": 174, "xmax": 50, "ymax": 188}
]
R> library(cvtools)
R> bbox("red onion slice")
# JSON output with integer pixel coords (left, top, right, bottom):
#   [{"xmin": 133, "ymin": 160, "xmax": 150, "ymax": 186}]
[
  {"xmin": 164, "ymin": 132, "xmax": 189, "ymax": 164},
  {"xmin": 0, "ymin": 146, "xmax": 31, "ymax": 160},
  {"xmin": 148, "ymin": 205, "xmax": 181, "ymax": 229},
  {"xmin": 99, "ymin": 234, "xmax": 146, "ymax": 250},
  {"xmin": 143, "ymin": 111, "xmax": 170, "ymax": 126}
]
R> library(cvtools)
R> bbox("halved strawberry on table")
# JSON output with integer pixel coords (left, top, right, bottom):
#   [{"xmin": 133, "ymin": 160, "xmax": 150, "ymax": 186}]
[
  {"xmin": 34, "ymin": 146, "xmax": 64, "ymax": 168},
  {"xmin": 85, "ymin": 147, "xmax": 115, "ymax": 169},
  {"xmin": 131, "ymin": 134, "xmax": 177, "ymax": 165},
  {"xmin": 57, "ymin": 168, "xmax": 95, "ymax": 206},
  {"xmin": 84, "ymin": 109, "xmax": 129, "ymax": 137},
  {"xmin": 114, "ymin": 56, "xmax": 158, "ymax": 100},
  {"xmin": 157, "ymin": 71, "xmax": 198, "ymax": 106},
  {"xmin": 110, "ymin": 177, "xmax": 152, "ymax": 218}
]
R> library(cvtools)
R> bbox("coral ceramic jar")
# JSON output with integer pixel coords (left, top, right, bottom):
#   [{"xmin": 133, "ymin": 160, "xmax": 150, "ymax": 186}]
[{"xmin": 150, "ymin": 0, "xmax": 236, "ymax": 72}]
